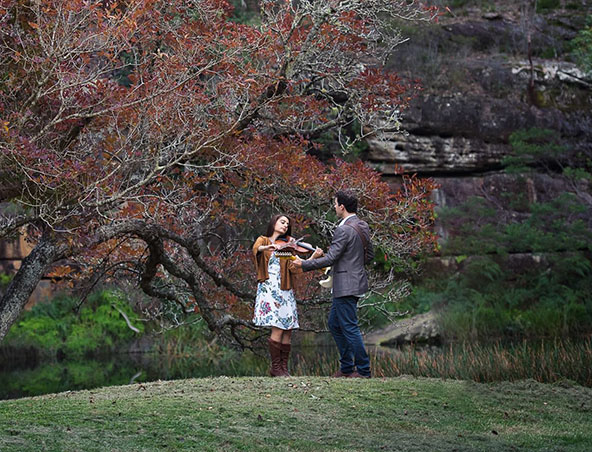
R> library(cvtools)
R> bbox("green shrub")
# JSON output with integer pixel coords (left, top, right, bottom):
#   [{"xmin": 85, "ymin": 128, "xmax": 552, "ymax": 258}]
[
  {"xmin": 517, "ymin": 306, "xmax": 563, "ymax": 336},
  {"xmin": 563, "ymin": 166, "xmax": 592, "ymax": 182},
  {"xmin": 473, "ymin": 305, "xmax": 511, "ymax": 337},
  {"xmin": 571, "ymin": 17, "xmax": 592, "ymax": 73},
  {"xmin": 228, "ymin": 0, "xmax": 259, "ymax": 25},
  {"xmin": 399, "ymin": 286, "xmax": 444, "ymax": 314},
  {"xmin": 416, "ymin": 125, "xmax": 592, "ymax": 341},
  {"xmin": 63, "ymin": 323, "xmax": 106, "ymax": 358},
  {"xmin": 440, "ymin": 307, "xmax": 474, "ymax": 340},
  {"xmin": 7, "ymin": 316, "xmax": 63, "ymax": 353},
  {"xmin": 503, "ymin": 128, "xmax": 564, "ymax": 173},
  {"xmin": 461, "ymin": 257, "xmax": 504, "ymax": 288},
  {"xmin": 408, "ymin": 250, "xmax": 592, "ymax": 341},
  {"xmin": 536, "ymin": 0, "xmax": 560, "ymax": 12},
  {"xmin": 439, "ymin": 192, "xmax": 591, "ymax": 256},
  {"xmin": 4, "ymin": 289, "xmax": 144, "ymax": 357},
  {"xmin": 0, "ymin": 273, "xmax": 12, "ymax": 287}
]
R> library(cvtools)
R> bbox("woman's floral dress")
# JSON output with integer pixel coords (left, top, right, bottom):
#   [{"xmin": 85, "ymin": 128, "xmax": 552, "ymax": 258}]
[{"xmin": 253, "ymin": 253, "xmax": 299, "ymax": 330}]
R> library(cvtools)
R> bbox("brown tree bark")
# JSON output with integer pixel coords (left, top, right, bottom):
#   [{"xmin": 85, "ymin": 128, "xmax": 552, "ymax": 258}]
[{"xmin": 0, "ymin": 232, "xmax": 66, "ymax": 340}]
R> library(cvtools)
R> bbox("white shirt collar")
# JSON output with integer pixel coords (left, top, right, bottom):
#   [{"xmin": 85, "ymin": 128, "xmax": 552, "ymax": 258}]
[{"xmin": 338, "ymin": 213, "xmax": 356, "ymax": 227}]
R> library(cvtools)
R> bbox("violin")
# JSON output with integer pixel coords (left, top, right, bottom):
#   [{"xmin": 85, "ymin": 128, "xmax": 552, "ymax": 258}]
[{"xmin": 274, "ymin": 235, "xmax": 316, "ymax": 258}]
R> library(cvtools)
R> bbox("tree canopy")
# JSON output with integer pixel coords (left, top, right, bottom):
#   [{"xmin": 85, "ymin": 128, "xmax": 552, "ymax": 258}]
[{"xmin": 0, "ymin": 0, "xmax": 438, "ymax": 344}]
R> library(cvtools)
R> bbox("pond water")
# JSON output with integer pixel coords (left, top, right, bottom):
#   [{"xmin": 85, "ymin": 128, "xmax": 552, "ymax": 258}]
[
  {"xmin": 1, "ymin": 338, "xmax": 591, "ymax": 400},
  {"xmin": 0, "ymin": 344, "xmax": 340, "ymax": 400}
]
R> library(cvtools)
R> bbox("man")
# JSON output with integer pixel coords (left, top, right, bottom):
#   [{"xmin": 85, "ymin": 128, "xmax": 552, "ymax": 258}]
[{"xmin": 293, "ymin": 190, "xmax": 374, "ymax": 378}]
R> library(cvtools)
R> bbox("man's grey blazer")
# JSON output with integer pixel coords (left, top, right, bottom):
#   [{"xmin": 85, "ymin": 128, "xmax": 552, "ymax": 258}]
[{"xmin": 302, "ymin": 216, "xmax": 374, "ymax": 298}]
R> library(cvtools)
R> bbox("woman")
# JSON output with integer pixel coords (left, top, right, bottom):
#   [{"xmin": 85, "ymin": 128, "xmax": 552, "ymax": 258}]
[{"xmin": 253, "ymin": 214, "xmax": 321, "ymax": 377}]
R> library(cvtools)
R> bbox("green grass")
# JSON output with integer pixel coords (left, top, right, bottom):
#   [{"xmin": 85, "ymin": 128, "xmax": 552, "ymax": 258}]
[{"xmin": 1, "ymin": 376, "xmax": 591, "ymax": 451}]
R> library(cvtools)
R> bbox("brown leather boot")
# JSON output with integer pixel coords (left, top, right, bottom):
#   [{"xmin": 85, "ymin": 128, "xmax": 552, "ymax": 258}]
[
  {"xmin": 280, "ymin": 343, "xmax": 291, "ymax": 377},
  {"xmin": 268, "ymin": 338, "xmax": 285, "ymax": 377}
]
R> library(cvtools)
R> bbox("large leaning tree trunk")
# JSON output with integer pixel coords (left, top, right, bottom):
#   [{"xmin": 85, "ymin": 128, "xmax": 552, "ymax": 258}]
[
  {"xmin": 0, "ymin": 230, "xmax": 67, "ymax": 339},
  {"xmin": 0, "ymin": 0, "xmax": 438, "ymax": 343}
]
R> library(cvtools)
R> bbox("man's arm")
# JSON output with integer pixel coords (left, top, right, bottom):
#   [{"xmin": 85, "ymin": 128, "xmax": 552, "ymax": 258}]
[{"xmin": 293, "ymin": 227, "xmax": 348, "ymax": 271}]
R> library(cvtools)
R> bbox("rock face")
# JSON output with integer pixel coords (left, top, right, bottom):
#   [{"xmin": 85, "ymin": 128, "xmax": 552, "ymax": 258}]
[
  {"xmin": 364, "ymin": 3, "xmax": 592, "ymax": 246},
  {"xmin": 362, "ymin": 4, "xmax": 591, "ymax": 343},
  {"xmin": 368, "ymin": 129, "xmax": 508, "ymax": 175},
  {"xmin": 366, "ymin": 4, "xmax": 591, "ymax": 176},
  {"xmin": 365, "ymin": 311, "xmax": 441, "ymax": 346},
  {"xmin": 368, "ymin": 89, "xmax": 591, "ymax": 176},
  {"xmin": 368, "ymin": 88, "xmax": 591, "ymax": 175}
]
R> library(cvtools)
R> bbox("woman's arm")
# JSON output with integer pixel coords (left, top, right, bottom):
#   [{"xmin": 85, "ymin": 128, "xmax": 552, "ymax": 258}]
[{"xmin": 253, "ymin": 236, "xmax": 277, "ymax": 254}]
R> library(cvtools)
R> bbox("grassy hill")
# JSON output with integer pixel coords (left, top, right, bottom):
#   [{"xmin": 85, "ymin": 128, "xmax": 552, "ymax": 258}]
[{"xmin": 1, "ymin": 376, "xmax": 591, "ymax": 451}]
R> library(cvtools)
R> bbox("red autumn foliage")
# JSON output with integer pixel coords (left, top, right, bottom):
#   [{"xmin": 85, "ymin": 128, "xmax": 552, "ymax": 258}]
[{"xmin": 0, "ymin": 0, "xmax": 438, "ymax": 343}]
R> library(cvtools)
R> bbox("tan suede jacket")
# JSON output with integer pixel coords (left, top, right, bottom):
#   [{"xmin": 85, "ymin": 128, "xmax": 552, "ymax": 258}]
[{"xmin": 252, "ymin": 236, "xmax": 302, "ymax": 291}]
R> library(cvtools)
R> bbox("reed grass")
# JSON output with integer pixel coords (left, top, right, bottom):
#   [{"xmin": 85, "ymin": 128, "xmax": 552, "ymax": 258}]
[
  {"xmin": 290, "ymin": 337, "xmax": 592, "ymax": 387},
  {"xmin": 2, "ymin": 337, "xmax": 589, "ymax": 400}
]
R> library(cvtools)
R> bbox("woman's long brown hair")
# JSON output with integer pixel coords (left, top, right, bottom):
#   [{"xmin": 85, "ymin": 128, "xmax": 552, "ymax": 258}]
[{"xmin": 265, "ymin": 214, "xmax": 292, "ymax": 239}]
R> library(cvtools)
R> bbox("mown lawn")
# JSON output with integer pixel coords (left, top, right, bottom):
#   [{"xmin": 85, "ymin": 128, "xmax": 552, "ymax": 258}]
[{"xmin": 0, "ymin": 376, "xmax": 591, "ymax": 451}]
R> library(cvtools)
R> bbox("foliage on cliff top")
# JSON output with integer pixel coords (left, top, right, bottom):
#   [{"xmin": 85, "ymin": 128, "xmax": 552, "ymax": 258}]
[{"xmin": 572, "ymin": 16, "xmax": 592, "ymax": 73}]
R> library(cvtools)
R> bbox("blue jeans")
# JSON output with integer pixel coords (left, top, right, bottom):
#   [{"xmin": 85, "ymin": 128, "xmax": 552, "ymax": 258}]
[{"xmin": 328, "ymin": 296, "xmax": 370, "ymax": 376}]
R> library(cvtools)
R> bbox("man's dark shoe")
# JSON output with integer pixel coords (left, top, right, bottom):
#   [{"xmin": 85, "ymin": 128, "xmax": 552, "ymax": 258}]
[
  {"xmin": 332, "ymin": 370, "xmax": 353, "ymax": 378},
  {"xmin": 348, "ymin": 371, "xmax": 371, "ymax": 379}
]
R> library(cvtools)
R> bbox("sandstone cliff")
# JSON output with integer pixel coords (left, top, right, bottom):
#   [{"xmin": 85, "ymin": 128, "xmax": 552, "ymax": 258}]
[{"xmin": 366, "ymin": 1, "xmax": 591, "ymax": 252}]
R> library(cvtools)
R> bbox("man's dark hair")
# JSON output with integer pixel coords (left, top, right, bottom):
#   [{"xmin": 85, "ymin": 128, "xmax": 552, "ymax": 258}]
[
  {"xmin": 336, "ymin": 190, "xmax": 358, "ymax": 213},
  {"xmin": 265, "ymin": 214, "xmax": 292, "ymax": 238}
]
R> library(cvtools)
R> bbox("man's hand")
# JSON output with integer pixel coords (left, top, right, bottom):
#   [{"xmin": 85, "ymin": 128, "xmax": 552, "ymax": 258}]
[
  {"xmin": 311, "ymin": 247, "xmax": 324, "ymax": 259},
  {"xmin": 292, "ymin": 256, "xmax": 303, "ymax": 268}
]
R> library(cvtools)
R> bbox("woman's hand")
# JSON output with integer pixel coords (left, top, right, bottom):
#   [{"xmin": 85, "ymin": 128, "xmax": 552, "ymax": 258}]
[{"xmin": 258, "ymin": 244, "xmax": 277, "ymax": 252}]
